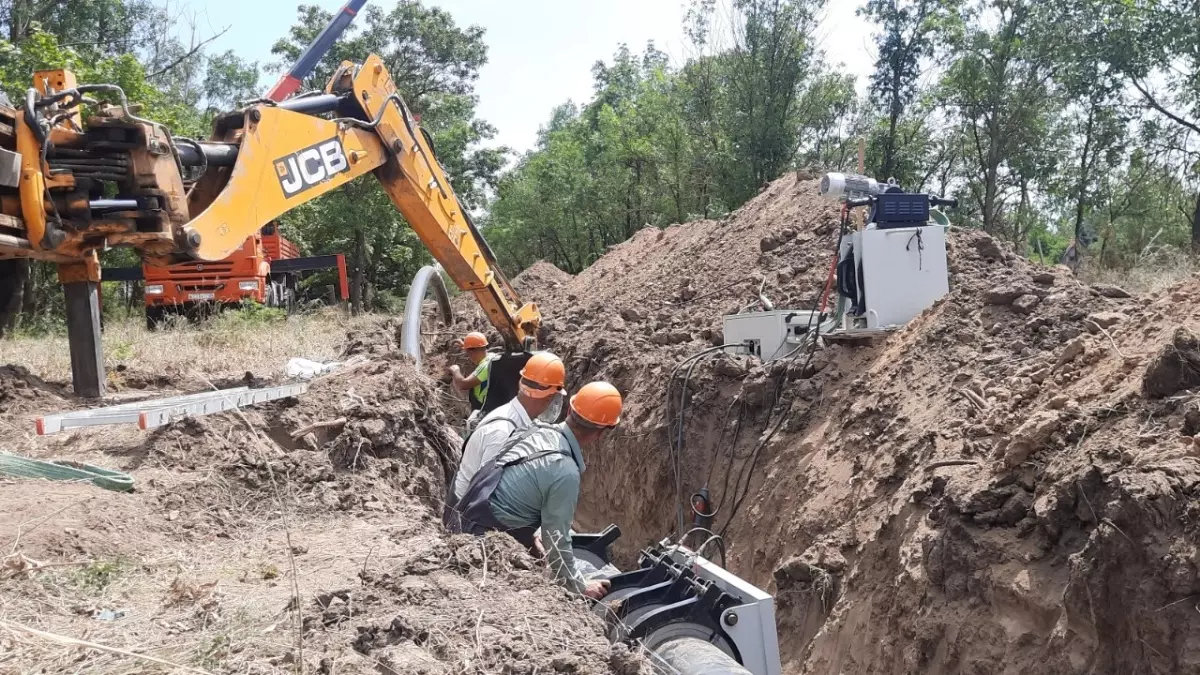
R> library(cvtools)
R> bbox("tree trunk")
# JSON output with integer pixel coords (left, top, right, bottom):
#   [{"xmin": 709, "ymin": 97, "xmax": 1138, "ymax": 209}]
[
  {"xmin": 983, "ymin": 172, "xmax": 998, "ymax": 235},
  {"xmin": 21, "ymin": 261, "xmax": 38, "ymax": 317},
  {"xmin": 1073, "ymin": 107, "xmax": 1096, "ymax": 243},
  {"xmin": 350, "ymin": 228, "xmax": 367, "ymax": 316},
  {"xmin": 0, "ymin": 260, "xmax": 27, "ymax": 337},
  {"xmin": 1192, "ymin": 190, "xmax": 1200, "ymax": 251}
]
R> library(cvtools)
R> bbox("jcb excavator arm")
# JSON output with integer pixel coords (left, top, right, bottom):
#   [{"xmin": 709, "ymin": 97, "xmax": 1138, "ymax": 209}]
[
  {"xmin": 184, "ymin": 55, "xmax": 539, "ymax": 348},
  {"xmin": 0, "ymin": 55, "xmax": 539, "ymax": 395}
]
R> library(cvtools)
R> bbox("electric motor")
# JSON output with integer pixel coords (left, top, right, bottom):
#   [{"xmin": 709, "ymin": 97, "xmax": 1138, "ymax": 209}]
[{"xmin": 819, "ymin": 172, "xmax": 886, "ymax": 201}]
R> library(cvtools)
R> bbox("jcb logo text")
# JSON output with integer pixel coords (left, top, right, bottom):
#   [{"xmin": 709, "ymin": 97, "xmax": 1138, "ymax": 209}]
[{"xmin": 274, "ymin": 139, "xmax": 349, "ymax": 198}]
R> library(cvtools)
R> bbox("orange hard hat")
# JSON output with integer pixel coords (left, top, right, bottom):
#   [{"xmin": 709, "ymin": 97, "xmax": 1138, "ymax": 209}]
[
  {"xmin": 569, "ymin": 381, "xmax": 623, "ymax": 428},
  {"xmin": 519, "ymin": 352, "xmax": 566, "ymax": 399},
  {"xmin": 462, "ymin": 332, "xmax": 488, "ymax": 350}
]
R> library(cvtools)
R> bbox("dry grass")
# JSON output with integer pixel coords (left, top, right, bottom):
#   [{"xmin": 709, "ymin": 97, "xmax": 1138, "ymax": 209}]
[
  {"xmin": 1075, "ymin": 251, "xmax": 1199, "ymax": 294},
  {"xmin": 0, "ymin": 309, "xmax": 388, "ymax": 384}
]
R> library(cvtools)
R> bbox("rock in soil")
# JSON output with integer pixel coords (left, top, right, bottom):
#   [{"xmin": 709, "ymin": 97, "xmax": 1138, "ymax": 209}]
[{"xmin": 1143, "ymin": 327, "xmax": 1200, "ymax": 398}]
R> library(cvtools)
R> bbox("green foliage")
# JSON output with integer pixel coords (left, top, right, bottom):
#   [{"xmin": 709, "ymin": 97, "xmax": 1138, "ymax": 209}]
[
  {"xmin": 491, "ymin": 1, "xmax": 845, "ymax": 274},
  {"xmin": 213, "ymin": 301, "xmax": 288, "ymax": 329},
  {"xmin": 68, "ymin": 556, "xmax": 133, "ymax": 592},
  {"xmin": 858, "ymin": 0, "xmax": 958, "ymax": 185}
]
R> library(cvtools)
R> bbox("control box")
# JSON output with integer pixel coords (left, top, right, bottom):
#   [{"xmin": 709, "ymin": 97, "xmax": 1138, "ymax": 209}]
[
  {"xmin": 845, "ymin": 224, "xmax": 948, "ymax": 329},
  {"xmin": 723, "ymin": 310, "xmax": 821, "ymax": 362}
]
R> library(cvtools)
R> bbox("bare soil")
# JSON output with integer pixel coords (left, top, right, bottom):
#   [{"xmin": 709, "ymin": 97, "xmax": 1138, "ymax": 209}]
[
  {"xmin": 457, "ymin": 174, "xmax": 1200, "ymax": 674},
  {"xmin": 0, "ymin": 351, "xmax": 648, "ymax": 673}
]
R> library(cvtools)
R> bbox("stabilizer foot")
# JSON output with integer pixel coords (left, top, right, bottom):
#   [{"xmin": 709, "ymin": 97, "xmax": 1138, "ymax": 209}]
[{"xmin": 64, "ymin": 281, "xmax": 104, "ymax": 398}]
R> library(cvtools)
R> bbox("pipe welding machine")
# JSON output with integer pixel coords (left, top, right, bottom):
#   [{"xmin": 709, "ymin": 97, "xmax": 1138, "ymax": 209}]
[{"xmin": 573, "ymin": 526, "xmax": 782, "ymax": 675}]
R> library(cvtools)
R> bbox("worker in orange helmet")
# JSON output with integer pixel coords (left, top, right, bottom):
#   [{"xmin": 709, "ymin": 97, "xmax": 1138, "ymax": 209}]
[
  {"xmin": 449, "ymin": 331, "xmax": 494, "ymax": 428},
  {"xmin": 450, "ymin": 381, "xmax": 622, "ymax": 599},
  {"xmin": 449, "ymin": 351, "xmax": 566, "ymax": 504}
]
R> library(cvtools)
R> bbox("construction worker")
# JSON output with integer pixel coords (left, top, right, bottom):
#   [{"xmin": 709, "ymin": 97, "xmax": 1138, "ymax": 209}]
[
  {"xmin": 450, "ymin": 351, "xmax": 566, "ymax": 503},
  {"xmin": 451, "ymin": 381, "xmax": 622, "ymax": 599},
  {"xmin": 449, "ymin": 331, "xmax": 494, "ymax": 427}
]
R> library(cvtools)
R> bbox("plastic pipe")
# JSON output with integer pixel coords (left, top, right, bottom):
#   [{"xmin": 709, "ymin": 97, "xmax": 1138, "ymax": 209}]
[
  {"xmin": 652, "ymin": 637, "xmax": 752, "ymax": 675},
  {"xmin": 400, "ymin": 265, "xmax": 453, "ymax": 367}
]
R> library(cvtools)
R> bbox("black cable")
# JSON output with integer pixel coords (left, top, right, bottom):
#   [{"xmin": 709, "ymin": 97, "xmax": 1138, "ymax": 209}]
[
  {"xmin": 718, "ymin": 212, "xmax": 850, "ymax": 538},
  {"xmin": 704, "ymin": 397, "xmax": 741, "ymax": 488},
  {"xmin": 664, "ymin": 344, "xmax": 739, "ymax": 538},
  {"xmin": 713, "ymin": 399, "xmax": 747, "ymax": 516}
]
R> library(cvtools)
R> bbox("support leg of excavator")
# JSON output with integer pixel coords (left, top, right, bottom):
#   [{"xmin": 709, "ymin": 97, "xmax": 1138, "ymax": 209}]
[{"xmin": 58, "ymin": 256, "xmax": 105, "ymax": 398}]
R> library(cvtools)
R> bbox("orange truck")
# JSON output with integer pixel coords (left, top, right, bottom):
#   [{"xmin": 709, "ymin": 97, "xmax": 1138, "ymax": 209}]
[{"xmin": 104, "ymin": 222, "xmax": 349, "ymax": 327}]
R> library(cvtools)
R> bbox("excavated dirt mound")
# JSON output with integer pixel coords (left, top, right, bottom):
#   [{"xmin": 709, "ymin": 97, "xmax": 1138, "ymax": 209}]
[
  {"xmin": 0, "ymin": 364, "xmax": 70, "ymax": 414},
  {"xmin": 511, "ymin": 261, "xmax": 574, "ymax": 299},
  {"xmin": 0, "ymin": 353, "xmax": 648, "ymax": 673},
  {"xmin": 469, "ymin": 175, "xmax": 1200, "ymax": 674}
]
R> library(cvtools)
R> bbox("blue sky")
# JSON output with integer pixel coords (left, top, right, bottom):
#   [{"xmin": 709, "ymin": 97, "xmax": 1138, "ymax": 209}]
[{"xmin": 191, "ymin": 0, "xmax": 875, "ymax": 154}]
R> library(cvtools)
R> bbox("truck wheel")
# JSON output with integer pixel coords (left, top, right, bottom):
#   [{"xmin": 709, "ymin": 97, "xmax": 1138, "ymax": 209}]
[{"xmin": 146, "ymin": 305, "xmax": 165, "ymax": 331}]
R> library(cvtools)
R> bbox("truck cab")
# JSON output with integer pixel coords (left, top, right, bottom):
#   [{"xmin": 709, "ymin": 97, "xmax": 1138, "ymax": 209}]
[{"xmin": 143, "ymin": 223, "xmax": 300, "ymax": 327}]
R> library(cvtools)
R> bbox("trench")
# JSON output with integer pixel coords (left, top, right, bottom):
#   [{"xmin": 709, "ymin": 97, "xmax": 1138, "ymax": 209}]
[
  {"xmin": 561, "ymin": 342, "xmax": 827, "ymax": 675},
  {"xmin": 411, "ymin": 278, "xmax": 766, "ymax": 673}
]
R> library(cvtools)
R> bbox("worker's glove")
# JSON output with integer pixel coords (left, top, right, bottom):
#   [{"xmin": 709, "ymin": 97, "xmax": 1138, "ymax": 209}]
[{"xmin": 583, "ymin": 579, "xmax": 611, "ymax": 600}]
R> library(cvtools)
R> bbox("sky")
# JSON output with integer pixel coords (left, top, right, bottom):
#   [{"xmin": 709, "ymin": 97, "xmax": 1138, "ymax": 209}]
[{"xmin": 192, "ymin": 0, "xmax": 877, "ymax": 154}]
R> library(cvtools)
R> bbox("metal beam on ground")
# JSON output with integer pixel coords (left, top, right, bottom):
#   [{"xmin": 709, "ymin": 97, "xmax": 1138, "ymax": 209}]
[
  {"xmin": 34, "ymin": 384, "xmax": 305, "ymax": 435},
  {"xmin": 138, "ymin": 383, "xmax": 307, "ymax": 429},
  {"xmin": 36, "ymin": 388, "xmax": 251, "ymax": 434}
]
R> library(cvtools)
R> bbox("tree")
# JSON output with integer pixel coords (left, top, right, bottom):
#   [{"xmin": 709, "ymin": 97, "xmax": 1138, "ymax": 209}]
[
  {"xmin": 722, "ymin": 0, "xmax": 825, "ymax": 202},
  {"xmin": 1088, "ymin": 0, "xmax": 1200, "ymax": 246},
  {"xmin": 939, "ymin": 0, "xmax": 1063, "ymax": 240},
  {"xmin": 269, "ymin": 1, "xmax": 502, "ymax": 313},
  {"xmin": 201, "ymin": 50, "xmax": 259, "ymax": 112},
  {"xmin": 859, "ymin": 0, "xmax": 956, "ymax": 183}
]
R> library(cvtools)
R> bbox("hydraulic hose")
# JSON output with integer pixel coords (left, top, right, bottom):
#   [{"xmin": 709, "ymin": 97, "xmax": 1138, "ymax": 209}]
[{"xmin": 652, "ymin": 638, "xmax": 752, "ymax": 675}]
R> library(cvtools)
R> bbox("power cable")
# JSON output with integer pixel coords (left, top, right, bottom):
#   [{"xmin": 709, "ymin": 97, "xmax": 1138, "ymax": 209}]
[
  {"xmin": 718, "ymin": 210, "xmax": 852, "ymax": 538},
  {"xmin": 663, "ymin": 344, "xmax": 739, "ymax": 538}
]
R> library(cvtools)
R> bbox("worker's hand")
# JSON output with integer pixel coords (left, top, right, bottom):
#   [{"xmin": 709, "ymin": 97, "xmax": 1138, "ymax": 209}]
[
  {"xmin": 449, "ymin": 364, "xmax": 462, "ymax": 377},
  {"xmin": 532, "ymin": 532, "xmax": 546, "ymax": 559},
  {"xmin": 583, "ymin": 579, "xmax": 611, "ymax": 600}
]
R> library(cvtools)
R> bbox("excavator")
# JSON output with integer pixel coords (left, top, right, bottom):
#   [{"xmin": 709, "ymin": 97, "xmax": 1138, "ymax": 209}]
[
  {"xmin": 0, "ymin": 5, "xmax": 781, "ymax": 672},
  {"xmin": 0, "ymin": 55, "xmax": 539, "ymax": 399}
]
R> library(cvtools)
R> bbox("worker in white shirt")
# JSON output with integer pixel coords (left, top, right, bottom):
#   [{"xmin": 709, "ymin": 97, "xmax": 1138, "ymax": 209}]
[{"xmin": 444, "ymin": 352, "xmax": 565, "ymax": 521}]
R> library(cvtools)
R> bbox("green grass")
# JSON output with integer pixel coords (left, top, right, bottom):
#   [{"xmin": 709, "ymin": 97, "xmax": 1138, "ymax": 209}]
[{"xmin": 68, "ymin": 556, "xmax": 134, "ymax": 592}]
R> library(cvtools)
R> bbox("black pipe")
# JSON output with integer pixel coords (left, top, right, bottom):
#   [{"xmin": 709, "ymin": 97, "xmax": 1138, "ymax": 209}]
[
  {"xmin": 212, "ymin": 93, "xmax": 351, "ymax": 134},
  {"xmin": 278, "ymin": 93, "xmax": 346, "ymax": 115},
  {"xmin": 176, "ymin": 142, "xmax": 239, "ymax": 167}
]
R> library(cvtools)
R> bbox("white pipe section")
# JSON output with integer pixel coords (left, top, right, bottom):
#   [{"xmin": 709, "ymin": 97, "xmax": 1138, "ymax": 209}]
[{"xmin": 400, "ymin": 265, "xmax": 453, "ymax": 367}]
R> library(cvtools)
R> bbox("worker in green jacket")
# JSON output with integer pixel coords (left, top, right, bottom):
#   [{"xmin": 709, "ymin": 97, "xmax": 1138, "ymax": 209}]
[
  {"xmin": 449, "ymin": 331, "xmax": 495, "ymax": 425},
  {"xmin": 451, "ymin": 381, "xmax": 623, "ymax": 599}
]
